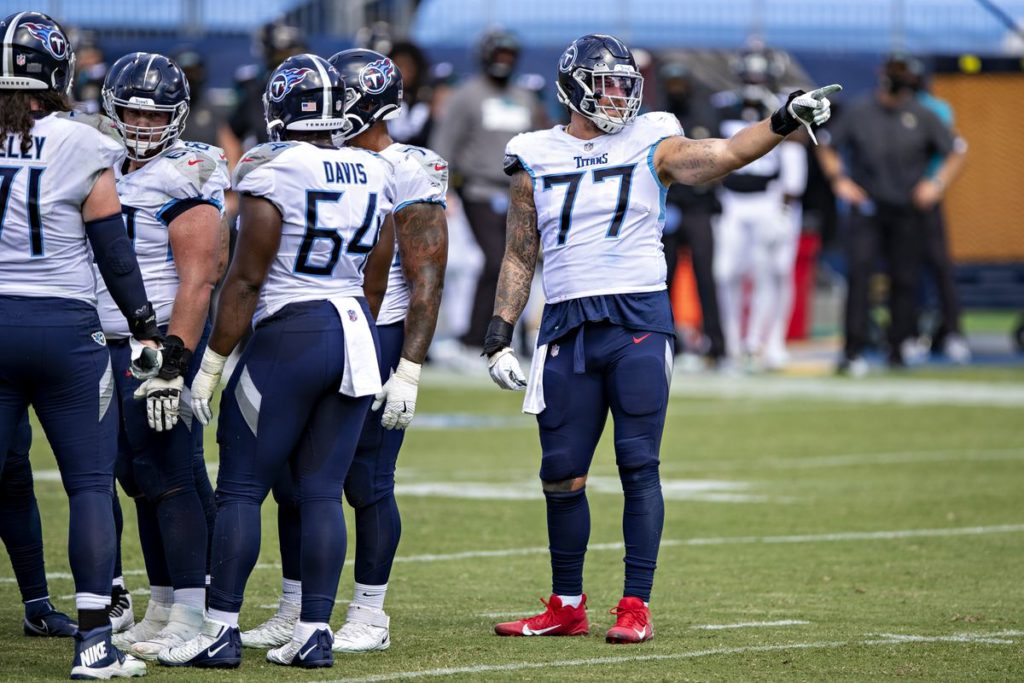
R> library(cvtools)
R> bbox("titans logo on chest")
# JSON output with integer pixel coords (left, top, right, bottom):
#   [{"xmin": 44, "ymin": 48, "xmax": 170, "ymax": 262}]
[{"xmin": 574, "ymin": 153, "xmax": 608, "ymax": 169}]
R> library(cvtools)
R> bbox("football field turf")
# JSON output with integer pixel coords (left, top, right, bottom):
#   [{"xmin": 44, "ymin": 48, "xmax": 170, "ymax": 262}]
[{"xmin": 1, "ymin": 367, "xmax": 1022, "ymax": 681}]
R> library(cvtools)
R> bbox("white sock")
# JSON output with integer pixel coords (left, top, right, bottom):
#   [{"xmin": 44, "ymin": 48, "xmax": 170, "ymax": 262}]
[
  {"xmin": 150, "ymin": 585, "xmax": 173, "ymax": 606},
  {"xmin": 206, "ymin": 609, "xmax": 239, "ymax": 628},
  {"xmin": 282, "ymin": 578, "xmax": 302, "ymax": 607},
  {"xmin": 75, "ymin": 592, "xmax": 110, "ymax": 611},
  {"xmin": 205, "ymin": 575, "xmax": 211, "ymax": 586},
  {"xmin": 173, "ymin": 588, "xmax": 206, "ymax": 611},
  {"xmin": 557, "ymin": 594, "xmax": 583, "ymax": 609},
  {"xmin": 351, "ymin": 582, "xmax": 387, "ymax": 611},
  {"xmin": 112, "ymin": 576, "xmax": 126, "ymax": 589},
  {"xmin": 294, "ymin": 620, "xmax": 329, "ymax": 641}
]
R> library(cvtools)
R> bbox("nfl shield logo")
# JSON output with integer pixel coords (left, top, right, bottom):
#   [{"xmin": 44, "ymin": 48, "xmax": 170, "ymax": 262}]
[
  {"xmin": 348, "ymin": 309, "xmax": 358, "ymax": 322},
  {"xmin": 91, "ymin": 331, "xmax": 106, "ymax": 346},
  {"xmin": 16, "ymin": 54, "xmax": 25, "ymax": 66},
  {"xmin": 551, "ymin": 344, "xmax": 559, "ymax": 358}
]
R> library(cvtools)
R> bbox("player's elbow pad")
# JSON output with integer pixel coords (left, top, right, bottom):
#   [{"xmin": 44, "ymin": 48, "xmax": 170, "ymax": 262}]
[{"xmin": 86, "ymin": 212, "xmax": 148, "ymax": 317}]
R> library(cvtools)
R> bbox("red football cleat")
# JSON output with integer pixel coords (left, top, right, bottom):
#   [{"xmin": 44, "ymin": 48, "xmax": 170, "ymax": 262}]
[
  {"xmin": 494, "ymin": 595, "xmax": 589, "ymax": 637},
  {"xmin": 605, "ymin": 596, "xmax": 654, "ymax": 644}
]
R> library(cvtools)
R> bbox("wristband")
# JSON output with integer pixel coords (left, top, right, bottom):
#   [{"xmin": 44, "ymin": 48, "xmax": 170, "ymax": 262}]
[
  {"xmin": 198, "ymin": 347, "xmax": 228, "ymax": 376},
  {"xmin": 482, "ymin": 316, "xmax": 515, "ymax": 357},
  {"xmin": 128, "ymin": 302, "xmax": 163, "ymax": 342},
  {"xmin": 394, "ymin": 358, "xmax": 422, "ymax": 384},
  {"xmin": 157, "ymin": 335, "xmax": 194, "ymax": 380},
  {"xmin": 770, "ymin": 90, "xmax": 807, "ymax": 137}
]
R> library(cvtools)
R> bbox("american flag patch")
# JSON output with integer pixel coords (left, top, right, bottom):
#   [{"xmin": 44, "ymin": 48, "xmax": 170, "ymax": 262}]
[{"xmin": 301, "ymin": 101, "xmax": 317, "ymax": 112}]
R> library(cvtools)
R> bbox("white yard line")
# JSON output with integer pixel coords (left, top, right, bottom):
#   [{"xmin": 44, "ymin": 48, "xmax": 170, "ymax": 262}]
[
  {"xmin": 317, "ymin": 630, "xmax": 1021, "ymax": 683},
  {"xmin": 694, "ymin": 620, "xmax": 810, "ymax": 630},
  {"xmin": 5, "ymin": 523, "xmax": 1022, "ymax": 584}
]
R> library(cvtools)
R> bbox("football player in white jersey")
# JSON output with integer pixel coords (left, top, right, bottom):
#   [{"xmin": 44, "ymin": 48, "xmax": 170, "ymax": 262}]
[
  {"xmin": 239, "ymin": 47, "xmax": 448, "ymax": 654},
  {"xmin": 713, "ymin": 48, "xmax": 808, "ymax": 371},
  {"xmin": 0, "ymin": 12, "xmax": 163, "ymax": 679},
  {"xmin": 487, "ymin": 33, "xmax": 839, "ymax": 643},
  {"xmin": 94, "ymin": 52, "xmax": 229, "ymax": 660},
  {"xmin": 160, "ymin": 54, "xmax": 396, "ymax": 670}
]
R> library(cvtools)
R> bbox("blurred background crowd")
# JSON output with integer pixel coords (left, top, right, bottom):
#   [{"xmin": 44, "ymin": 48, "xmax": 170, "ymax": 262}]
[{"xmin": 23, "ymin": 0, "xmax": 1024, "ymax": 376}]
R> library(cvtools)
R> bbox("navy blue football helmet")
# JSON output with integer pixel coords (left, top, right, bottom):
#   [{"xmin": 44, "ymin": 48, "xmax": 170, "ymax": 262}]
[
  {"xmin": 328, "ymin": 48, "xmax": 402, "ymax": 141},
  {"xmin": 0, "ymin": 11, "xmax": 75, "ymax": 95},
  {"xmin": 263, "ymin": 54, "xmax": 349, "ymax": 141},
  {"xmin": 555, "ymin": 34, "xmax": 643, "ymax": 134},
  {"xmin": 104, "ymin": 53, "xmax": 190, "ymax": 160}
]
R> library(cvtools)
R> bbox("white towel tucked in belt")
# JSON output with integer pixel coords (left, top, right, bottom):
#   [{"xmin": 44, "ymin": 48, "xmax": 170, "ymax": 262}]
[
  {"xmin": 522, "ymin": 343, "xmax": 548, "ymax": 415},
  {"xmin": 330, "ymin": 297, "xmax": 382, "ymax": 397}
]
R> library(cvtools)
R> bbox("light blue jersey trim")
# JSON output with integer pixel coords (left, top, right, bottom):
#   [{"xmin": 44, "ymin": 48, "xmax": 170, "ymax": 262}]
[
  {"xmin": 394, "ymin": 198, "xmax": 447, "ymax": 213},
  {"xmin": 155, "ymin": 196, "xmax": 226, "ymax": 226},
  {"xmin": 647, "ymin": 136, "xmax": 671, "ymax": 223}
]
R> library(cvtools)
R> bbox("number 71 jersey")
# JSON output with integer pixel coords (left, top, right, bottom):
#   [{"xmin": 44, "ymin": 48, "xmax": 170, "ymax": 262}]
[
  {"xmin": 233, "ymin": 141, "xmax": 396, "ymax": 323},
  {"xmin": 503, "ymin": 112, "xmax": 682, "ymax": 304}
]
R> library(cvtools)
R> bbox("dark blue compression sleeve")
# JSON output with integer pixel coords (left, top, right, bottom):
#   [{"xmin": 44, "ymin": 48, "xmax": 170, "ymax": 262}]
[{"xmin": 85, "ymin": 213, "xmax": 160, "ymax": 340}]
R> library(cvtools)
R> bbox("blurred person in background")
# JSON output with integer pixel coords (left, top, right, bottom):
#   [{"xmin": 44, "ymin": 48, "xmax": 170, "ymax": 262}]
[
  {"xmin": 818, "ymin": 53, "xmax": 964, "ymax": 375},
  {"xmin": 430, "ymin": 28, "xmax": 544, "ymax": 358},
  {"xmin": 658, "ymin": 58, "xmax": 726, "ymax": 365},
  {"xmin": 907, "ymin": 58, "xmax": 970, "ymax": 364},
  {"xmin": 70, "ymin": 29, "xmax": 106, "ymax": 114},
  {"xmin": 387, "ymin": 40, "xmax": 433, "ymax": 146},
  {"xmin": 221, "ymin": 20, "xmax": 306, "ymax": 167},
  {"xmin": 713, "ymin": 48, "xmax": 807, "ymax": 371}
]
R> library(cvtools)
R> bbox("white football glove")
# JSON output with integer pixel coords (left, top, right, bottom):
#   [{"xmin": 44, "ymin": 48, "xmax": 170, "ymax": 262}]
[
  {"xmin": 190, "ymin": 348, "xmax": 227, "ymax": 427},
  {"xmin": 372, "ymin": 358, "xmax": 421, "ymax": 430},
  {"xmin": 133, "ymin": 375, "xmax": 184, "ymax": 432},
  {"xmin": 488, "ymin": 347, "xmax": 527, "ymax": 391},
  {"xmin": 787, "ymin": 83, "xmax": 842, "ymax": 145}
]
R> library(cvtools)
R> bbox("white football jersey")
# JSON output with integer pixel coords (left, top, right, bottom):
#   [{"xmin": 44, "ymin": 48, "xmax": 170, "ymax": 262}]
[
  {"xmin": 96, "ymin": 140, "xmax": 229, "ymax": 338},
  {"xmin": 0, "ymin": 112, "xmax": 123, "ymax": 304},
  {"xmin": 234, "ymin": 141, "xmax": 396, "ymax": 324},
  {"xmin": 504, "ymin": 112, "xmax": 682, "ymax": 304},
  {"xmin": 376, "ymin": 142, "xmax": 448, "ymax": 326}
]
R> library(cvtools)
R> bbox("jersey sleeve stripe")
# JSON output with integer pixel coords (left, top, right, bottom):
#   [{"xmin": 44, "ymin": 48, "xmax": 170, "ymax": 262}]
[
  {"xmin": 156, "ymin": 196, "xmax": 224, "ymax": 226},
  {"xmin": 394, "ymin": 198, "xmax": 447, "ymax": 214}
]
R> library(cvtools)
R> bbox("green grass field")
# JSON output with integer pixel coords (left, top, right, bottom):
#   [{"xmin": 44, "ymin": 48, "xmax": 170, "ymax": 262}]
[{"xmin": 1, "ymin": 368, "xmax": 1022, "ymax": 681}]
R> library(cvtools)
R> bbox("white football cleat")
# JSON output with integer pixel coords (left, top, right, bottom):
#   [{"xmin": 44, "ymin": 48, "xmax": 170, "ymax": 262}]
[
  {"xmin": 112, "ymin": 600, "xmax": 170, "ymax": 650},
  {"xmin": 240, "ymin": 597, "xmax": 299, "ymax": 649},
  {"xmin": 156, "ymin": 619, "xmax": 241, "ymax": 668},
  {"xmin": 107, "ymin": 590, "xmax": 134, "ymax": 634},
  {"xmin": 71, "ymin": 625, "xmax": 146, "ymax": 679},
  {"xmin": 332, "ymin": 604, "xmax": 390, "ymax": 653},
  {"xmin": 130, "ymin": 603, "xmax": 204, "ymax": 660},
  {"xmin": 945, "ymin": 334, "xmax": 972, "ymax": 365}
]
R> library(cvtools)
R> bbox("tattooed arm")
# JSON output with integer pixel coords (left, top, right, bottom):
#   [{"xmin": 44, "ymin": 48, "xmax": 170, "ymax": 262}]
[
  {"xmin": 395, "ymin": 202, "xmax": 448, "ymax": 364},
  {"xmin": 653, "ymin": 119, "xmax": 785, "ymax": 187},
  {"xmin": 492, "ymin": 170, "xmax": 539, "ymax": 326}
]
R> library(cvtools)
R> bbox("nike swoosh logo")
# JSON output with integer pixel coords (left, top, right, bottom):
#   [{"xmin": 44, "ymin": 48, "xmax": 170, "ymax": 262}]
[
  {"xmin": 298, "ymin": 643, "xmax": 318, "ymax": 660},
  {"xmin": 206, "ymin": 641, "xmax": 229, "ymax": 657},
  {"xmin": 433, "ymin": 163, "xmax": 446, "ymax": 171},
  {"xmin": 522, "ymin": 624, "xmax": 559, "ymax": 636},
  {"xmin": 634, "ymin": 626, "xmax": 647, "ymax": 639},
  {"xmin": 632, "ymin": 333, "xmax": 652, "ymax": 344},
  {"xmin": 187, "ymin": 159, "xmax": 202, "ymax": 166}
]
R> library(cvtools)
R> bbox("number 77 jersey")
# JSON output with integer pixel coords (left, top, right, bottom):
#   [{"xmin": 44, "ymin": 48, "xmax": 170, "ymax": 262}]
[
  {"xmin": 233, "ymin": 140, "xmax": 396, "ymax": 323},
  {"xmin": 503, "ymin": 112, "xmax": 682, "ymax": 304}
]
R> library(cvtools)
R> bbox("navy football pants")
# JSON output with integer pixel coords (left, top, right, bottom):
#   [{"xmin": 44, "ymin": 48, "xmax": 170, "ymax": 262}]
[
  {"xmin": 537, "ymin": 322, "xmax": 672, "ymax": 602},
  {"xmin": 274, "ymin": 321, "xmax": 406, "ymax": 587},
  {"xmin": 208, "ymin": 300, "xmax": 378, "ymax": 623},
  {"xmin": 0, "ymin": 297, "xmax": 118, "ymax": 604},
  {"xmin": 0, "ymin": 412, "xmax": 49, "ymax": 603}
]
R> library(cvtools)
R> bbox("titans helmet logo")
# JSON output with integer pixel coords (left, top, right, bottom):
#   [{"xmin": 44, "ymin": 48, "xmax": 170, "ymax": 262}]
[
  {"xmin": 268, "ymin": 67, "xmax": 314, "ymax": 103},
  {"xmin": 22, "ymin": 22, "xmax": 67, "ymax": 60},
  {"xmin": 559, "ymin": 44, "xmax": 578, "ymax": 73},
  {"xmin": 358, "ymin": 59, "xmax": 395, "ymax": 95}
]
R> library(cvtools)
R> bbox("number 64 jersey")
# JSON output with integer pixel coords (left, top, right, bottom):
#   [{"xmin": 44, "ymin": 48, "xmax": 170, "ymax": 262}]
[
  {"xmin": 233, "ymin": 141, "xmax": 396, "ymax": 324},
  {"xmin": 503, "ymin": 112, "xmax": 682, "ymax": 304}
]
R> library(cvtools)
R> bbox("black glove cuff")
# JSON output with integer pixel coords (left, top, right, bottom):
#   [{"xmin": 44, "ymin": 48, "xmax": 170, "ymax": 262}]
[
  {"xmin": 128, "ymin": 302, "xmax": 163, "ymax": 343},
  {"xmin": 157, "ymin": 335, "xmax": 193, "ymax": 380},
  {"xmin": 482, "ymin": 316, "xmax": 515, "ymax": 357},
  {"xmin": 770, "ymin": 90, "xmax": 807, "ymax": 137}
]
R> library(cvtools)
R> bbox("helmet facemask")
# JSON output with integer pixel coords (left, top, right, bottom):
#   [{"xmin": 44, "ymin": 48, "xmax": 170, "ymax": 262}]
[
  {"xmin": 559, "ymin": 67, "xmax": 642, "ymax": 134},
  {"xmin": 107, "ymin": 94, "xmax": 189, "ymax": 161},
  {"xmin": 331, "ymin": 85, "xmax": 401, "ymax": 145}
]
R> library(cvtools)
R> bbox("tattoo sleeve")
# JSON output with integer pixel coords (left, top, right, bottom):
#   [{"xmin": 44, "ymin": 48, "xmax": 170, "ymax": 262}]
[
  {"xmin": 657, "ymin": 119, "xmax": 783, "ymax": 186},
  {"xmin": 395, "ymin": 202, "xmax": 448, "ymax": 364},
  {"xmin": 492, "ymin": 170, "xmax": 539, "ymax": 325}
]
